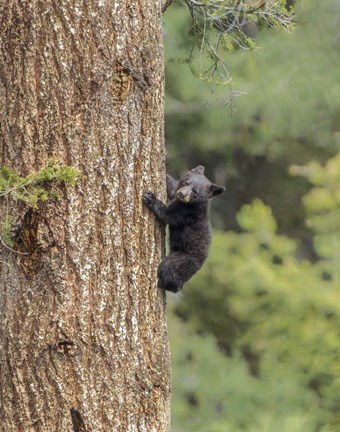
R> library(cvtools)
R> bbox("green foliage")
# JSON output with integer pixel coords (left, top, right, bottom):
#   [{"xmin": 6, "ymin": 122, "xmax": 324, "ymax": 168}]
[
  {"xmin": 0, "ymin": 161, "xmax": 79, "ymax": 247},
  {"xmin": 170, "ymin": 196, "xmax": 340, "ymax": 430},
  {"xmin": 164, "ymin": 1, "xmax": 340, "ymax": 430},
  {"xmin": 292, "ymin": 153, "xmax": 340, "ymax": 282},
  {"xmin": 0, "ymin": 160, "xmax": 79, "ymax": 207},
  {"xmin": 165, "ymin": 0, "xmax": 339, "ymax": 155},
  {"xmin": 236, "ymin": 198, "xmax": 277, "ymax": 241},
  {"xmin": 169, "ymin": 309, "xmax": 322, "ymax": 432},
  {"xmin": 174, "ymin": 0, "xmax": 294, "ymax": 91},
  {"xmin": 1, "ymin": 214, "xmax": 13, "ymax": 248}
]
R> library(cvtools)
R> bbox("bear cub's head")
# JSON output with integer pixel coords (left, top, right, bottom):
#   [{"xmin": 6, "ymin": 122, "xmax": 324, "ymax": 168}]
[{"xmin": 175, "ymin": 165, "xmax": 224, "ymax": 204}]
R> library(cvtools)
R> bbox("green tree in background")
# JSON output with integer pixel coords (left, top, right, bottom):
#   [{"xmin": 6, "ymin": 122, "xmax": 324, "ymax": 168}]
[
  {"xmin": 292, "ymin": 153, "xmax": 340, "ymax": 284},
  {"xmin": 173, "ymin": 195, "xmax": 340, "ymax": 430},
  {"xmin": 164, "ymin": 0, "xmax": 340, "ymax": 431}
]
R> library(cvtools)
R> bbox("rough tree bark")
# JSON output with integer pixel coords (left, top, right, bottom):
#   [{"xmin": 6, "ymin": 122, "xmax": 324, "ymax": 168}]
[{"xmin": 0, "ymin": 1, "xmax": 170, "ymax": 431}]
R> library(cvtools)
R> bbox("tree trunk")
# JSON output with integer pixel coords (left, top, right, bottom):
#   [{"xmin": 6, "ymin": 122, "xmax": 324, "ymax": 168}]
[{"xmin": 0, "ymin": 1, "xmax": 170, "ymax": 431}]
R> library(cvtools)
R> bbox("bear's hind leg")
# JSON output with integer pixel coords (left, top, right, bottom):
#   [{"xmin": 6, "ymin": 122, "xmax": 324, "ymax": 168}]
[{"xmin": 157, "ymin": 253, "xmax": 199, "ymax": 293}]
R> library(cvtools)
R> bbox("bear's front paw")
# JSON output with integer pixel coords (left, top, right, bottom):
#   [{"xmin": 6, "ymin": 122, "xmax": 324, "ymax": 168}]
[{"xmin": 143, "ymin": 191, "xmax": 155, "ymax": 207}]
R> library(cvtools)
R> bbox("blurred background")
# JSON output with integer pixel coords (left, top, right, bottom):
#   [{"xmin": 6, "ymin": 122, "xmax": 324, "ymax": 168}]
[{"xmin": 163, "ymin": 1, "xmax": 340, "ymax": 431}]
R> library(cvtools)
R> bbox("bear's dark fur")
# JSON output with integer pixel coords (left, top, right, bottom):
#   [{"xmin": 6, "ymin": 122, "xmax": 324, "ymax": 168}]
[{"xmin": 143, "ymin": 165, "xmax": 225, "ymax": 292}]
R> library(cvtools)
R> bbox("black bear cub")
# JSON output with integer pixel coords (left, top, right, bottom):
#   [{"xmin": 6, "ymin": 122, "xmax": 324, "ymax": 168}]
[{"xmin": 143, "ymin": 165, "xmax": 224, "ymax": 293}]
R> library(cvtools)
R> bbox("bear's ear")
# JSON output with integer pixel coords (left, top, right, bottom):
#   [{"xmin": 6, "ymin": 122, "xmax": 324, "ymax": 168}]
[
  {"xmin": 190, "ymin": 165, "xmax": 205, "ymax": 175},
  {"xmin": 209, "ymin": 183, "xmax": 225, "ymax": 197}
]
